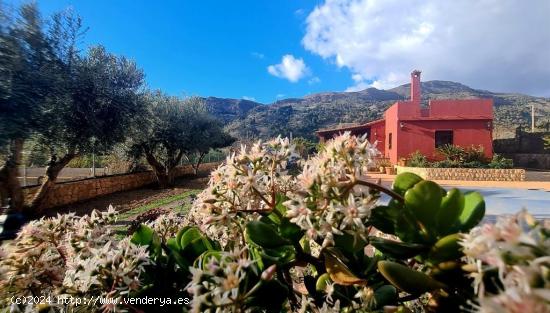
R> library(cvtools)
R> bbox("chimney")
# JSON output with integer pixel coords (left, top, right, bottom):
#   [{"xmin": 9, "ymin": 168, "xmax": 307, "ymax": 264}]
[{"xmin": 410, "ymin": 70, "xmax": 421, "ymax": 103}]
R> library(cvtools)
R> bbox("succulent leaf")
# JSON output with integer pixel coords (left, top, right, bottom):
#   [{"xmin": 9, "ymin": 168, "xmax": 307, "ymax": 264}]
[
  {"xmin": 392, "ymin": 172, "xmax": 424, "ymax": 196},
  {"xmin": 377, "ymin": 260, "xmax": 446, "ymax": 295},
  {"xmin": 324, "ymin": 249, "xmax": 367, "ymax": 286}
]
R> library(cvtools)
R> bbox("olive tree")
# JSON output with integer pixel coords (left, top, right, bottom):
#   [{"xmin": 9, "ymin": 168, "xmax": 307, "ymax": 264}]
[
  {"xmin": 184, "ymin": 114, "xmax": 234, "ymax": 175},
  {"xmin": 29, "ymin": 45, "xmax": 145, "ymax": 211},
  {"xmin": 129, "ymin": 92, "xmax": 233, "ymax": 187},
  {"xmin": 0, "ymin": 3, "xmax": 61, "ymax": 210}
]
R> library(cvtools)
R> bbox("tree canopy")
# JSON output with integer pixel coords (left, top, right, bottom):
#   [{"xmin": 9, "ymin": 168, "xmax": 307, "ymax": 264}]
[{"xmin": 129, "ymin": 92, "xmax": 234, "ymax": 187}]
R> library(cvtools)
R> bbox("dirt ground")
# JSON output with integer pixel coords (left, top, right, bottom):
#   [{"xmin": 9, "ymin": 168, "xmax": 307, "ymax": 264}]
[{"xmin": 44, "ymin": 164, "xmax": 216, "ymax": 218}]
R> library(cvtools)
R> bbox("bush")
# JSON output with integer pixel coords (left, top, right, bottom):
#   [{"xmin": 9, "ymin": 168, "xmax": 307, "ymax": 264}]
[
  {"xmin": 435, "ymin": 144, "xmax": 465, "ymax": 162},
  {"xmin": 461, "ymin": 161, "xmax": 488, "ymax": 168},
  {"xmin": 488, "ymin": 154, "xmax": 514, "ymax": 169},
  {"xmin": 431, "ymin": 159, "xmax": 460, "ymax": 168},
  {"xmin": 407, "ymin": 150, "xmax": 429, "ymax": 167},
  {"xmin": 462, "ymin": 145, "xmax": 487, "ymax": 163}
]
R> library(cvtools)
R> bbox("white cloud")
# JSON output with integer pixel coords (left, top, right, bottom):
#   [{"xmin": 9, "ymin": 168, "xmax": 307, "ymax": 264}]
[
  {"xmin": 251, "ymin": 52, "xmax": 265, "ymax": 59},
  {"xmin": 308, "ymin": 76, "xmax": 321, "ymax": 85},
  {"xmin": 303, "ymin": 0, "xmax": 550, "ymax": 95},
  {"xmin": 242, "ymin": 96, "xmax": 256, "ymax": 101},
  {"xmin": 268, "ymin": 55, "xmax": 309, "ymax": 82},
  {"xmin": 276, "ymin": 94, "xmax": 286, "ymax": 99}
]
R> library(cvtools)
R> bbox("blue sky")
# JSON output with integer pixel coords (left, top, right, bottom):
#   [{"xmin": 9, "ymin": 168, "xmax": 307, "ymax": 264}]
[
  {"xmin": 8, "ymin": 1, "xmax": 550, "ymax": 100},
  {"xmin": 26, "ymin": 0, "xmax": 352, "ymax": 104}
]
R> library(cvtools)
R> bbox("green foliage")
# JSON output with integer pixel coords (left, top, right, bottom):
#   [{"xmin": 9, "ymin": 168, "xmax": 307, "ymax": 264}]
[
  {"xmin": 435, "ymin": 144, "xmax": 466, "ymax": 162},
  {"xmin": 410, "ymin": 145, "xmax": 502, "ymax": 169},
  {"xmin": 128, "ymin": 92, "xmax": 233, "ymax": 186},
  {"xmin": 488, "ymin": 154, "xmax": 514, "ymax": 169},
  {"xmin": 130, "ymin": 171, "xmax": 486, "ymax": 312},
  {"xmin": 292, "ymin": 137, "xmax": 318, "ymax": 157},
  {"xmin": 407, "ymin": 150, "xmax": 429, "ymax": 167}
]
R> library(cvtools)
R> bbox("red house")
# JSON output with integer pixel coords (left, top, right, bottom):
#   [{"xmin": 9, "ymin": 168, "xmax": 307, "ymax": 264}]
[{"xmin": 316, "ymin": 70, "xmax": 494, "ymax": 164}]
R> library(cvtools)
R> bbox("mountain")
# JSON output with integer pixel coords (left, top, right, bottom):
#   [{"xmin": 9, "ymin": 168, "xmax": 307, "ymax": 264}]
[
  {"xmin": 204, "ymin": 81, "xmax": 550, "ymax": 141},
  {"xmin": 201, "ymin": 97, "xmax": 262, "ymax": 124}
]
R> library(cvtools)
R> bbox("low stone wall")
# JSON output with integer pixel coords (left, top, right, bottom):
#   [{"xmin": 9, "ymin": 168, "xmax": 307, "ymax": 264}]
[
  {"xmin": 21, "ymin": 164, "xmax": 213, "ymax": 210},
  {"xmin": 501, "ymin": 153, "xmax": 550, "ymax": 170},
  {"xmin": 396, "ymin": 166, "xmax": 525, "ymax": 181}
]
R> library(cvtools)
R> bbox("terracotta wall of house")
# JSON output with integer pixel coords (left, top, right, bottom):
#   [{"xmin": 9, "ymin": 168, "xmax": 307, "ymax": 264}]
[
  {"xmin": 428, "ymin": 99, "xmax": 493, "ymax": 117},
  {"xmin": 384, "ymin": 104, "xmax": 400, "ymax": 162},
  {"xmin": 370, "ymin": 121, "xmax": 386, "ymax": 155},
  {"xmin": 396, "ymin": 120, "xmax": 493, "ymax": 161},
  {"xmin": 21, "ymin": 164, "xmax": 214, "ymax": 210}
]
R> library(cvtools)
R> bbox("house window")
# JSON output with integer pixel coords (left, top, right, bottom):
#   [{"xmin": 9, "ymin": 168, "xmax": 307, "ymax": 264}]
[
  {"xmin": 388, "ymin": 133, "xmax": 392, "ymax": 150},
  {"xmin": 435, "ymin": 130, "xmax": 453, "ymax": 148}
]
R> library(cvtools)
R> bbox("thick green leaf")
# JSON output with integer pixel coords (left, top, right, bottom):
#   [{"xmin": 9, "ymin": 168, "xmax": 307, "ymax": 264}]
[
  {"xmin": 315, "ymin": 273, "xmax": 332, "ymax": 292},
  {"xmin": 334, "ymin": 231, "xmax": 367, "ymax": 254},
  {"xmin": 404, "ymin": 180, "xmax": 443, "ymax": 228},
  {"xmin": 378, "ymin": 261, "xmax": 446, "ymax": 295},
  {"xmin": 246, "ymin": 279, "xmax": 289, "ymax": 312},
  {"xmin": 436, "ymin": 188, "xmax": 464, "ymax": 234},
  {"xmin": 374, "ymin": 285, "xmax": 398, "ymax": 308},
  {"xmin": 369, "ymin": 205, "xmax": 396, "ymax": 234},
  {"xmin": 369, "ymin": 237, "xmax": 427, "ymax": 259},
  {"xmin": 246, "ymin": 220, "xmax": 289, "ymax": 248},
  {"xmin": 428, "ymin": 233, "xmax": 463, "ymax": 263},
  {"xmin": 261, "ymin": 245, "xmax": 296, "ymax": 265},
  {"xmin": 175, "ymin": 226, "xmax": 192, "ymax": 249},
  {"xmin": 392, "ymin": 172, "xmax": 424, "ymax": 196},
  {"xmin": 131, "ymin": 224, "xmax": 155, "ymax": 246},
  {"xmin": 279, "ymin": 218, "xmax": 304, "ymax": 243},
  {"xmin": 179, "ymin": 227, "xmax": 214, "ymax": 259},
  {"xmin": 164, "ymin": 238, "xmax": 190, "ymax": 270},
  {"xmin": 394, "ymin": 212, "xmax": 425, "ymax": 243},
  {"xmin": 455, "ymin": 191, "xmax": 485, "ymax": 232},
  {"xmin": 180, "ymin": 227, "xmax": 203, "ymax": 249},
  {"xmin": 195, "ymin": 250, "xmax": 223, "ymax": 270}
]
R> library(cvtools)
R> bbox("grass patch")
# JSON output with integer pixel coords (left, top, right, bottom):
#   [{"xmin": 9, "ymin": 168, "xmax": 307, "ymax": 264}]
[
  {"xmin": 118, "ymin": 189, "xmax": 201, "ymax": 221},
  {"xmin": 113, "ymin": 189, "xmax": 202, "ymax": 238}
]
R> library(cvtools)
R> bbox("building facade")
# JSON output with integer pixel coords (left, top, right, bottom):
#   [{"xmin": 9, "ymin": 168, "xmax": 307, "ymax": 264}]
[{"xmin": 316, "ymin": 70, "xmax": 494, "ymax": 164}]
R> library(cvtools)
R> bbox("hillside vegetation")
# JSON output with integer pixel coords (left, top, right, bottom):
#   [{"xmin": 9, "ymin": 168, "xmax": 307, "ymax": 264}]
[{"xmin": 205, "ymin": 81, "xmax": 550, "ymax": 140}]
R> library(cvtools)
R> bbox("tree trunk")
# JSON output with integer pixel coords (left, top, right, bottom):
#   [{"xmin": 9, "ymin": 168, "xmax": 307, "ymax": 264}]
[
  {"xmin": 192, "ymin": 152, "xmax": 206, "ymax": 176},
  {"xmin": 0, "ymin": 139, "xmax": 25, "ymax": 211},
  {"xmin": 30, "ymin": 151, "xmax": 76, "ymax": 213},
  {"xmin": 144, "ymin": 151, "xmax": 171, "ymax": 188}
]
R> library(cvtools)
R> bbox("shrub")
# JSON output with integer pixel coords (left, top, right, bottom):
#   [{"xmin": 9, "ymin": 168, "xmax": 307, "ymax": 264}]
[
  {"xmin": 435, "ymin": 144, "xmax": 465, "ymax": 162},
  {"xmin": 407, "ymin": 150, "xmax": 429, "ymax": 167},
  {"xmin": 461, "ymin": 161, "xmax": 488, "ymax": 168},
  {"xmin": 432, "ymin": 160, "xmax": 460, "ymax": 168},
  {"xmin": 488, "ymin": 154, "xmax": 514, "ymax": 169},
  {"xmin": 462, "ymin": 145, "xmax": 487, "ymax": 163}
]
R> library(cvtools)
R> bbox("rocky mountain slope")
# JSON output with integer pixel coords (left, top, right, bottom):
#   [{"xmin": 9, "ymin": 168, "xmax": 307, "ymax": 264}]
[{"xmin": 204, "ymin": 81, "xmax": 550, "ymax": 141}]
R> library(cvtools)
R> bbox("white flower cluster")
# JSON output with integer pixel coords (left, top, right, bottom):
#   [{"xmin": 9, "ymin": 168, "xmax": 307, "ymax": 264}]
[
  {"xmin": 149, "ymin": 212, "xmax": 187, "ymax": 241},
  {"xmin": 461, "ymin": 210, "xmax": 550, "ymax": 312},
  {"xmin": 189, "ymin": 137, "xmax": 300, "ymax": 245},
  {"xmin": 185, "ymin": 248, "xmax": 255, "ymax": 313},
  {"xmin": 284, "ymin": 132, "xmax": 380, "ymax": 247},
  {"xmin": 0, "ymin": 206, "xmax": 150, "ymax": 312}
]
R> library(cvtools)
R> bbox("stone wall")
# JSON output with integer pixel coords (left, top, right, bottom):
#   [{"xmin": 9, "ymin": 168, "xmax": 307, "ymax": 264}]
[
  {"xmin": 396, "ymin": 166, "xmax": 525, "ymax": 181},
  {"xmin": 501, "ymin": 153, "xmax": 550, "ymax": 170},
  {"xmin": 21, "ymin": 164, "xmax": 210, "ymax": 210}
]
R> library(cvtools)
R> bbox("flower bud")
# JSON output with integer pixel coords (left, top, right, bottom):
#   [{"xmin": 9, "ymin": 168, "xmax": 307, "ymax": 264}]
[{"xmin": 261, "ymin": 264, "xmax": 277, "ymax": 281}]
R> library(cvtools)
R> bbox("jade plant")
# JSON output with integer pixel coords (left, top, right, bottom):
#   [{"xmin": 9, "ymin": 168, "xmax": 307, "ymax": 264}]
[
  {"xmin": 2, "ymin": 133, "xmax": 546, "ymax": 312},
  {"xmin": 178, "ymin": 133, "xmax": 489, "ymax": 312}
]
